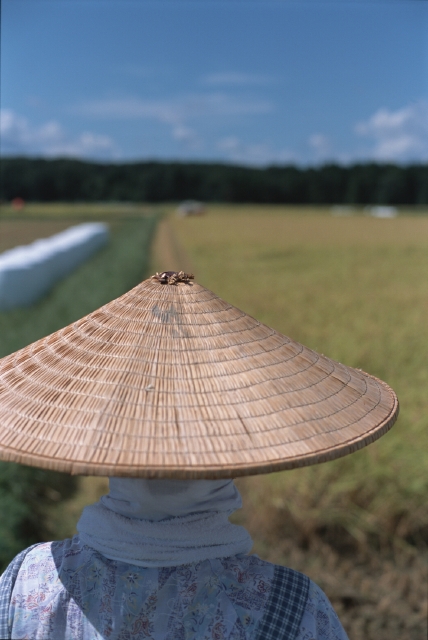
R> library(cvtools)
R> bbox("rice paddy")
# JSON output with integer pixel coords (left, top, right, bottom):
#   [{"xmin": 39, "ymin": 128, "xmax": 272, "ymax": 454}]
[
  {"xmin": 166, "ymin": 206, "xmax": 428, "ymax": 544},
  {"xmin": 168, "ymin": 204, "xmax": 428, "ymax": 640}
]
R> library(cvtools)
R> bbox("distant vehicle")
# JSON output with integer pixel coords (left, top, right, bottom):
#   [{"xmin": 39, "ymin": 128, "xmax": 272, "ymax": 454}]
[{"xmin": 176, "ymin": 200, "xmax": 205, "ymax": 217}]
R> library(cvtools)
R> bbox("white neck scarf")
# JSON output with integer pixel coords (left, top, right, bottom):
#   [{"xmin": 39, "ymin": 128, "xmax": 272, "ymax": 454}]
[{"xmin": 77, "ymin": 478, "xmax": 253, "ymax": 567}]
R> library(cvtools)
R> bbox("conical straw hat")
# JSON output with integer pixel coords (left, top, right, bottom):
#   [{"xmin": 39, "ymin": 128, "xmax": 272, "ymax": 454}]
[{"xmin": 0, "ymin": 272, "xmax": 398, "ymax": 478}]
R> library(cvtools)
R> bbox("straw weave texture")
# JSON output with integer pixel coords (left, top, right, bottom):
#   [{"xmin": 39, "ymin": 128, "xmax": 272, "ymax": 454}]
[{"xmin": 0, "ymin": 278, "xmax": 398, "ymax": 478}]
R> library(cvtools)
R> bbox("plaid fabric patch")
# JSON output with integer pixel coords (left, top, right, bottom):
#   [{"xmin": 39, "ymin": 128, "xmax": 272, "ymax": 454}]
[
  {"xmin": 254, "ymin": 565, "xmax": 310, "ymax": 640},
  {"xmin": 0, "ymin": 544, "xmax": 40, "ymax": 640}
]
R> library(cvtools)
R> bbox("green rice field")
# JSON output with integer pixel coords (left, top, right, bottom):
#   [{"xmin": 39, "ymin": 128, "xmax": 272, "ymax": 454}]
[
  {"xmin": 168, "ymin": 205, "xmax": 428, "ymax": 639},
  {"xmin": 168, "ymin": 206, "xmax": 428, "ymax": 542},
  {"xmin": 170, "ymin": 206, "xmax": 428, "ymax": 545}
]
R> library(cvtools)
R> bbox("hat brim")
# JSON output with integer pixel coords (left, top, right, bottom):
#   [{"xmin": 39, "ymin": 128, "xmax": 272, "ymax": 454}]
[{"xmin": 0, "ymin": 278, "xmax": 399, "ymax": 478}]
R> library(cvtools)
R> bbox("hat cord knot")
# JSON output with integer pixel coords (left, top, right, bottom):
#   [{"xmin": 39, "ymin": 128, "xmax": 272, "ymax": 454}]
[{"xmin": 151, "ymin": 271, "xmax": 194, "ymax": 285}]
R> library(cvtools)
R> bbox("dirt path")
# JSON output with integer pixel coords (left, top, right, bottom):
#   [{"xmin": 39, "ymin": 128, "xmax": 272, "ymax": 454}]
[{"xmin": 149, "ymin": 215, "xmax": 194, "ymax": 275}]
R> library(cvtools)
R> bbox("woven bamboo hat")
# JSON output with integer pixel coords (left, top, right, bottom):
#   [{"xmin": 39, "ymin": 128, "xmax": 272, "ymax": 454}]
[{"xmin": 0, "ymin": 271, "xmax": 398, "ymax": 478}]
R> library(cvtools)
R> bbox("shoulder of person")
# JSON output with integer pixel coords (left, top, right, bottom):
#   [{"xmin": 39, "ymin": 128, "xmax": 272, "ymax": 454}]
[
  {"xmin": 254, "ymin": 562, "xmax": 349, "ymax": 640},
  {"xmin": 0, "ymin": 538, "xmax": 77, "ymax": 588},
  {"xmin": 297, "ymin": 578, "xmax": 350, "ymax": 640}
]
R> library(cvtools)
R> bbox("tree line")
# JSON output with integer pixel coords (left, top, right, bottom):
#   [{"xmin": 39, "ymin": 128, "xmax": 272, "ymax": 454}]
[{"xmin": 1, "ymin": 157, "xmax": 428, "ymax": 204}]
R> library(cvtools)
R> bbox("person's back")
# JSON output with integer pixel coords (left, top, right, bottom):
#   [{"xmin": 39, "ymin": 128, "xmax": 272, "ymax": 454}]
[{"xmin": 0, "ymin": 479, "xmax": 349, "ymax": 640}]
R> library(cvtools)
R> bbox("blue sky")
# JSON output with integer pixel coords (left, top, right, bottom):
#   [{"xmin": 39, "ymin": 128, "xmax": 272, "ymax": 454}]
[{"xmin": 1, "ymin": 0, "xmax": 428, "ymax": 166}]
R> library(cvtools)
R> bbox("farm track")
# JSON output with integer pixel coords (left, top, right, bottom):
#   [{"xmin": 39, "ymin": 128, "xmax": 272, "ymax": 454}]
[{"xmin": 150, "ymin": 216, "xmax": 194, "ymax": 275}]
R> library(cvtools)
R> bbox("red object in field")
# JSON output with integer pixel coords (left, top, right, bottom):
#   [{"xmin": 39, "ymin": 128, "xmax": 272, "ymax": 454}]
[{"xmin": 11, "ymin": 197, "xmax": 25, "ymax": 210}]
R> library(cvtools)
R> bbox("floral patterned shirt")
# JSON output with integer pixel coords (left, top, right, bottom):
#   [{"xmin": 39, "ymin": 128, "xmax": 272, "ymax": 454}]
[{"xmin": 2, "ymin": 536, "xmax": 348, "ymax": 640}]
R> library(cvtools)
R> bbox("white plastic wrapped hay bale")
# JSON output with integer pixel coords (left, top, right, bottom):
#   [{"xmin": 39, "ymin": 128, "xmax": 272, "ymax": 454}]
[{"xmin": 0, "ymin": 223, "xmax": 109, "ymax": 310}]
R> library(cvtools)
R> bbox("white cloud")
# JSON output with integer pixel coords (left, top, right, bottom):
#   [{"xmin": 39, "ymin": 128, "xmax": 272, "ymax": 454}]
[
  {"xmin": 74, "ymin": 93, "xmax": 273, "ymax": 122},
  {"xmin": 0, "ymin": 109, "xmax": 117, "ymax": 159},
  {"xmin": 203, "ymin": 72, "xmax": 275, "ymax": 86},
  {"xmin": 72, "ymin": 93, "xmax": 273, "ymax": 153},
  {"xmin": 308, "ymin": 133, "xmax": 333, "ymax": 161},
  {"xmin": 216, "ymin": 136, "xmax": 295, "ymax": 167},
  {"xmin": 355, "ymin": 101, "xmax": 428, "ymax": 161},
  {"xmin": 171, "ymin": 125, "xmax": 203, "ymax": 150}
]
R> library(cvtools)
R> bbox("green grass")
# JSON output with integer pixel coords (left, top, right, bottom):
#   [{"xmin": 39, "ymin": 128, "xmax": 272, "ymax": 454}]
[{"xmin": 171, "ymin": 207, "xmax": 428, "ymax": 552}]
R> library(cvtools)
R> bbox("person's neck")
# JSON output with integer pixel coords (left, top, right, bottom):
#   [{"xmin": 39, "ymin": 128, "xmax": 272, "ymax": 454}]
[{"xmin": 76, "ymin": 478, "xmax": 253, "ymax": 567}]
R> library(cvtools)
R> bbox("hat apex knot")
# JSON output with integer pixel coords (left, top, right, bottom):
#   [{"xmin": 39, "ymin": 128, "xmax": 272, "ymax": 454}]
[{"xmin": 151, "ymin": 271, "xmax": 195, "ymax": 285}]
